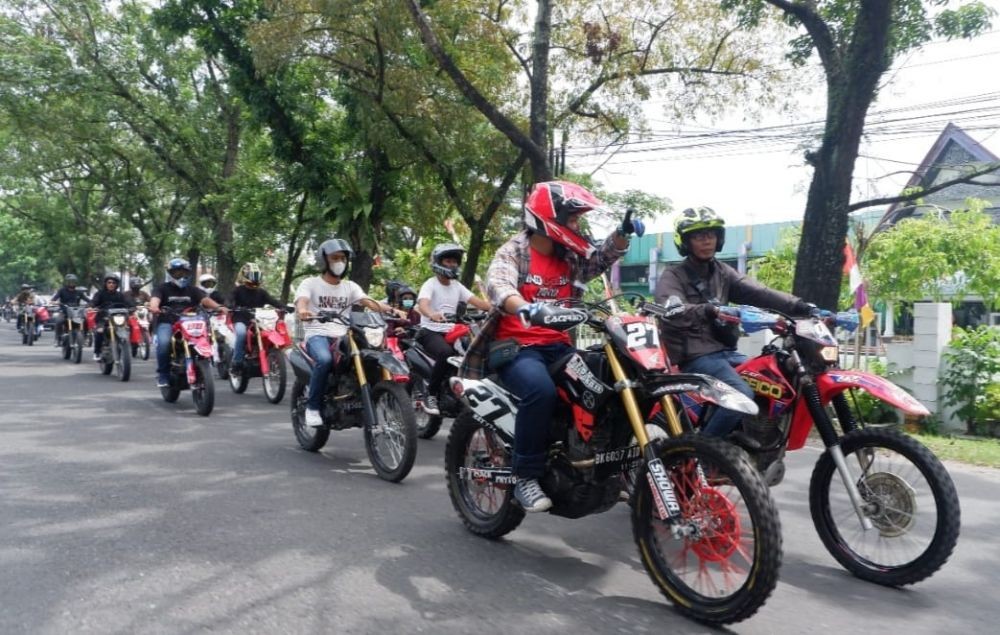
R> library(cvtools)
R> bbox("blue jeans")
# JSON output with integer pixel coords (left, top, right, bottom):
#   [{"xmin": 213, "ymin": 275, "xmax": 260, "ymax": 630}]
[
  {"xmin": 233, "ymin": 321, "xmax": 248, "ymax": 364},
  {"xmin": 306, "ymin": 335, "xmax": 338, "ymax": 411},
  {"xmin": 681, "ymin": 349, "xmax": 754, "ymax": 437},
  {"xmin": 497, "ymin": 343, "xmax": 574, "ymax": 479},
  {"xmin": 155, "ymin": 321, "xmax": 173, "ymax": 379}
]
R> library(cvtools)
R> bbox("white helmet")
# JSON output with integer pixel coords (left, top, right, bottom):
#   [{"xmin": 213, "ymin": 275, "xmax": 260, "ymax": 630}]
[{"xmin": 197, "ymin": 273, "xmax": 218, "ymax": 293}]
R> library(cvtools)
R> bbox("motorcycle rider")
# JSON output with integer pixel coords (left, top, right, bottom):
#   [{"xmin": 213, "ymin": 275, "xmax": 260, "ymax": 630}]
[
  {"xmin": 50, "ymin": 274, "xmax": 90, "ymax": 344},
  {"xmin": 461, "ymin": 181, "xmax": 642, "ymax": 512},
  {"xmin": 149, "ymin": 258, "xmax": 228, "ymax": 387},
  {"xmin": 197, "ymin": 273, "xmax": 227, "ymax": 304},
  {"xmin": 416, "ymin": 243, "xmax": 492, "ymax": 415},
  {"xmin": 294, "ymin": 238, "xmax": 403, "ymax": 428},
  {"xmin": 124, "ymin": 277, "xmax": 151, "ymax": 306},
  {"xmin": 386, "ymin": 284, "xmax": 420, "ymax": 335},
  {"xmin": 15, "ymin": 284, "xmax": 37, "ymax": 333},
  {"xmin": 653, "ymin": 206, "xmax": 817, "ymax": 441},
  {"xmin": 229, "ymin": 262, "xmax": 283, "ymax": 374},
  {"xmin": 89, "ymin": 274, "xmax": 134, "ymax": 361}
]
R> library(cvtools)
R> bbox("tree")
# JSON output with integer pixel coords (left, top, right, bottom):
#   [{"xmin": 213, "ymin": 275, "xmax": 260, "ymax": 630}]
[
  {"xmin": 725, "ymin": 0, "xmax": 995, "ymax": 309},
  {"xmin": 866, "ymin": 202, "xmax": 1000, "ymax": 309},
  {"xmin": 406, "ymin": 0, "xmax": 785, "ymax": 184}
]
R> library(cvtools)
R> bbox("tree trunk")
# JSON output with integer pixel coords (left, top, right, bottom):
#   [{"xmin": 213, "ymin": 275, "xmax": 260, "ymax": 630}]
[
  {"xmin": 792, "ymin": 0, "xmax": 891, "ymax": 309},
  {"xmin": 528, "ymin": 0, "xmax": 553, "ymax": 182}
]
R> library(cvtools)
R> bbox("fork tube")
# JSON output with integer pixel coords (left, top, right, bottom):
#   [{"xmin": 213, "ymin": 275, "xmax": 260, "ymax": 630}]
[
  {"xmin": 349, "ymin": 332, "xmax": 366, "ymax": 387},
  {"xmin": 603, "ymin": 342, "xmax": 649, "ymax": 447},
  {"xmin": 658, "ymin": 396, "xmax": 685, "ymax": 437},
  {"xmin": 256, "ymin": 326, "xmax": 269, "ymax": 374}
]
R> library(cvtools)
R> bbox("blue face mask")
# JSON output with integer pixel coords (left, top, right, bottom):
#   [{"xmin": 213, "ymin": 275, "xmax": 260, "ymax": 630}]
[{"xmin": 402, "ymin": 299, "xmax": 414, "ymax": 309}]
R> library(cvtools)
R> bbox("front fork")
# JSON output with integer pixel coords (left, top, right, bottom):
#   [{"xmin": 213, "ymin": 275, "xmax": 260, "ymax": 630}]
[
  {"xmin": 256, "ymin": 327, "xmax": 270, "ymax": 375},
  {"xmin": 349, "ymin": 333, "xmax": 378, "ymax": 430},
  {"xmin": 604, "ymin": 343, "xmax": 683, "ymax": 523},
  {"xmin": 794, "ymin": 353, "xmax": 874, "ymax": 531}
]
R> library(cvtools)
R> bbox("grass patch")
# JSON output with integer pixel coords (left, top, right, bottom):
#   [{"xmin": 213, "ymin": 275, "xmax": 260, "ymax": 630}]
[{"xmin": 907, "ymin": 432, "xmax": 1000, "ymax": 469}]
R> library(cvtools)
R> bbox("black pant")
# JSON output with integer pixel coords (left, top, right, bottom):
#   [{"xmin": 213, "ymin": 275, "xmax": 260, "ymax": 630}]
[{"xmin": 417, "ymin": 329, "xmax": 455, "ymax": 394}]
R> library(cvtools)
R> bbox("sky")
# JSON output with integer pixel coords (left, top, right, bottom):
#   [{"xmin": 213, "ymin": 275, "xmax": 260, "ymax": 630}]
[{"xmin": 572, "ymin": 6, "xmax": 1000, "ymax": 234}]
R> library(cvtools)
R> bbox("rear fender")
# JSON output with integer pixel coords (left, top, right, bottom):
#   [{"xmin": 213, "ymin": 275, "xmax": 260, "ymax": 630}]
[
  {"xmin": 646, "ymin": 373, "xmax": 758, "ymax": 416},
  {"xmin": 450, "ymin": 377, "xmax": 516, "ymax": 442}
]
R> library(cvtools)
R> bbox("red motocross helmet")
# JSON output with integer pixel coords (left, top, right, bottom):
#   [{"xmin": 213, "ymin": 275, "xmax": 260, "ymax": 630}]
[{"xmin": 523, "ymin": 181, "xmax": 604, "ymax": 258}]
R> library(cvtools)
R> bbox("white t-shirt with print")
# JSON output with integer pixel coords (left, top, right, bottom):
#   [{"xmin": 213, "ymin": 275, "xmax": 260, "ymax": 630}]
[
  {"xmin": 418, "ymin": 277, "xmax": 474, "ymax": 333},
  {"xmin": 295, "ymin": 276, "xmax": 368, "ymax": 339}
]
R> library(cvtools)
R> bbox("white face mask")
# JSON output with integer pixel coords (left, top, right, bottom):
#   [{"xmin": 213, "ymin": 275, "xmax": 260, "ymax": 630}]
[{"xmin": 330, "ymin": 262, "xmax": 347, "ymax": 277}]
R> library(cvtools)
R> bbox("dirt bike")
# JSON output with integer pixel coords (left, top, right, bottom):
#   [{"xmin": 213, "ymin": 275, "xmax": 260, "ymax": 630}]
[
  {"xmin": 93, "ymin": 305, "xmax": 134, "ymax": 382},
  {"xmin": 445, "ymin": 300, "xmax": 782, "ymax": 625},
  {"xmin": 401, "ymin": 303, "xmax": 487, "ymax": 439},
  {"xmin": 228, "ymin": 306, "xmax": 292, "ymax": 403},
  {"xmin": 653, "ymin": 301, "xmax": 960, "ymax": 587},
  {"xmin": 132, "ymin": 306, "xmax": 152, "ymax": 360},
  {"xmin": 20, "ymin": 305, "xmax": 45, "ymax": 345},
  {"xmin": 59, "ymin": 304, "xmax": 88, "ymax": 364},
  {"xmin": 208, "ymin": 311, "xmax": 234, "ymax": 380},
  {"xmin": 288, "ymin": 310, "xmax": 418, "ymax": 483},
  {"xmin": 158, "ymin": 307, "xmax": 218, "ymax": 416}
]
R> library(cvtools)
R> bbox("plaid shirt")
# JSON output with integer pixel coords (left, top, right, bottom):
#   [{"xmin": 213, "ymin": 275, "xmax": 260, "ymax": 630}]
[{"xmin": 459, "ymin": 230, "xmax": 627, "ymax": 379}]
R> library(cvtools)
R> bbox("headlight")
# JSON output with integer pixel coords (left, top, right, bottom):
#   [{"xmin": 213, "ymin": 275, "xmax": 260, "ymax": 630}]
[
  {"xmin": 820, "ymin": 345, "xmax": 839, "ymax": 363},
  {"xmin": 112, "ymin": 315, "xmax": 126, "ymax": 326},
  {"xmin": 363, "ymin": 327, "xmax": 384, "ymax": 348}
]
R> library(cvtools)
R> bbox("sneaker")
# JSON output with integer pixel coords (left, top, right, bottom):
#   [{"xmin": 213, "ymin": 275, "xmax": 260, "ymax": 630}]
[
  {"xmin": 93, "ymin": 351, "xmax": 102, "ymax": 361},
  {"xmin": 157, "ymin": 375, "xmax": 170, "ymax": 388},
  {"xmin": 423, "ymin": 394, "xmax": 441, "ymax": 416},
  {"xmin": 304, "ymin": 408, "xmax": 323, "ymax": 428},
  {"xmin": 514, "ymin": 478, "xmax": 552, "ymax": 513}
]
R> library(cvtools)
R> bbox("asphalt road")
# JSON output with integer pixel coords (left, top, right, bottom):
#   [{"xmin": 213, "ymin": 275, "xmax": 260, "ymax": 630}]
[{"xmin": 1, "ymin": 321, "xmax": 998, "ymax": 634}]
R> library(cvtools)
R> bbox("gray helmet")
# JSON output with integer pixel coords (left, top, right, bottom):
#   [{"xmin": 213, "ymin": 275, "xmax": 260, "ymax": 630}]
[
  {"xmin": 64, "ymin": 274, "xmax": 78, "ymax": 286},
  {"xmin": 129, "ymin": 277, "xmax": 143, "ymax": 289},
  {"xmin": 315, "ymin": 238, "xmax": 354, "ymax": 276},
  {"xmin": 430, "ymin": 243, "xmax": 464, "ymax": 280}
]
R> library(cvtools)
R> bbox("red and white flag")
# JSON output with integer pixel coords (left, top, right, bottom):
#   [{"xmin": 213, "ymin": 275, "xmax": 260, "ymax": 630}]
[{"xmin": 843, "ymin": 241, "xmax": 875, "ymax": 328}]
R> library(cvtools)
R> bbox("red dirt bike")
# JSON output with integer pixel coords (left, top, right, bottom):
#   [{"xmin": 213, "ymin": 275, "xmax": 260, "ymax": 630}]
[
  {"xmin": 445, "ymin": 300, "xmax": 781, "ymax": 625},
  {"xmin": 131, "ymin": 306, "xmax": 152, "ymax": 360},
  {"xmin": 227, "ymin": 306, "xmax": 292, "ymax": 403},
  {"xmin": 649, "ymin": 299, "xmax": 960, "ymax": 587},
  {"xmin": 158, "ymin": 307, "xmax": 218, "ymax": 416},
  {"xmin": 20, "ymin": 304, "xmax": 46, "ymax": 345}
]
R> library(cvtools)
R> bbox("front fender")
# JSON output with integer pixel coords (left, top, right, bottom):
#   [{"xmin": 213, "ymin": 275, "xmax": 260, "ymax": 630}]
[
  {"xmin": 646, "ymin": 372, "xmax": 759, "ymax": 416},
  {"xmin": 817, "ymin": 370, "xmax": 929, "ymax": 416},
  {"xmin": 364, "ymin": 349, "xmax": 409, "ymax": 378},
  {"xmin": 263, "ymin": 329, "xmax": 292, "ymax": 349}
]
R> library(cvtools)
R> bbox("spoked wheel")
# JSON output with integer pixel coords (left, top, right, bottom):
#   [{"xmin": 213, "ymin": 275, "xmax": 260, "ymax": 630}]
[
  {"xmin": 411, "ymin": 378, "xmax": 442, "ymax": 439},
  {"xmin": 160, "ymin": 373, "xmax": 181, "ymax": 403},
  {"xmin": 71, "ymin": 331, "xmax": 83, "ymax": 364},
  {"xmin": 364, "ymin": 382, "xmax": 417, "ymax": 483},
  {"xmin": 191, "ymin": 358, "xmax": 215, "ymax": 416},
  {"xmin": 228, "ymin": 363, "xmax": 249, "ymax": 394},
  {"xmin": 632, "ymin": 434, "xmax": 782, "ymax": 625},
  {"xmin": 138, "ymin": 331, "xmax": 150, "ymax": 360},
  {"xmin": 22, "ymin": 328, "xmax": 29, "ymax": 346},
  {"xmin": 262, "ymin": 348, "xmax": 287, "ymax": 404},
  {"xmin": 100, "ymin": 346, "xmax": 114, "ymax": 375},
  {"xmin": 445, "ymin": 411, "xmax": 524, "ymax": 538},
  {"xmin": 115, "ymin": 337, "xmax": 131, "ymax": 382},
  {"xmin": 26, "ymin": 324, "xmax": 34, "ymax": 346},
  {"xmin": 809, "ymin": 427, "xmax": 960, "ymax": 586},
  {"xmin": 61, "ymin": 334, "xmax": 71, "ymax": 360},
  {"xmin": 216, "ymin": 340, "xmax": 231, "ymax": 380},
  {"xmin": 290, "ymin": 380, "xmax": 329, "ymax": 451}
]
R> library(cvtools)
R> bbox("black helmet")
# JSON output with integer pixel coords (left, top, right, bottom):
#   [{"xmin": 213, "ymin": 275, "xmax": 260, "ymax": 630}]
[
  {"xmin": 64, "ymin": 274, "xmax": 78, "ymax": 286},
  {"xmin": 129, "ymin": 277, "xmax": 143, "ymax": 289},
  {"xmin": 103, "ymin": 274, "xmax": 121, "ymax": 287},
  {"xmin": 315, "ymin": 238, "xmax": 353, "ymax": 277},
  {"xmin": 430, "ymin": 243, "xmax": 464, "ymax": 280}
]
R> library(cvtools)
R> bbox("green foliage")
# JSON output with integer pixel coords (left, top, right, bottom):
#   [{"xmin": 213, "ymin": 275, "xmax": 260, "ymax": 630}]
[
  {"xmin": 975, "ymin": 383, "xmax": 1000, "ymax": 423},
  {"xmin": 866, "ymin": 202, "xmax": 1000, "ymax": 309},
  {"xmin": 751, "ymin": 226, "xmax": 799, "ymax": 293},
  {"xmin": 941, "ymin": 325, "xmax": 1000, "ymax": 434}
]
